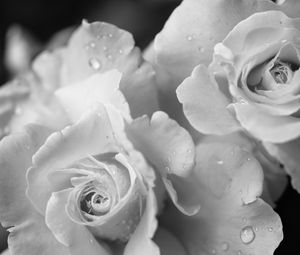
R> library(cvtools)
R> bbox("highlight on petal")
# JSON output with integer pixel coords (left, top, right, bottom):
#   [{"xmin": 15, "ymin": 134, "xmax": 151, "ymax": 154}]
[
  {"xmin": 55, "ymin": 70, "xmax": 131, "ymax": 124},
  {"xmin": 0, "ymin": 124, "xmax": 71, "ymax": 254},
  {"xmin": 160, "ymin": 140, "xmax": 283, "ymax": 255},
  {"xmin": 177, "ymin": 65, "xmax": 241, "ymax": 135},
  {"xmin": 27, "ymin": 104, "xmax": 120, "ymax": 214},
  {"xmin": 60, "ymin": 21, "xmax": 158, "ymax": 117}
]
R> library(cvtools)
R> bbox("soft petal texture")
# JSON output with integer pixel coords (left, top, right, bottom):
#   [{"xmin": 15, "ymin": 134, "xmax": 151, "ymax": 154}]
[
  {"xmin": 233, "ymin": 101, "xmax": 300, "ymax": 143},
  {"xmin": 0, "ymin": 125, "xmax": 71, "ymax": 254},
  {"xmin": 124, "ymin": 187, "xmax": 159, "ymax": 255},
  {"xmin": 153, "ymin": 228, "xmax": 187, "ymax": 255},
  {"xmin": 125, "ymin": 111, "xmax": 199, "ymax": 215},
  {"xmin": 177, "ymin": 65, "xmax": 241, "ymax": 135},
  {"xmin": 45, "ymin": 188, "xmax": 111, "ymax": 255},
  {"xmin": 55, "ymin": 70, "xmax": 131, "ymax": 124},
  {"xmin": 27, "ymin": 105, "xmax": 119, "ymax": 214},
  {"xmin": 161, "ymin": 141, "xmax": 283, "ymax": 255},
  {"xmin": 264, "ymin": 139, "xmax": 300, "ymax": 193},
  {"xmin": 61, "ymin": 21, "xmax": 158, "ymax": 117},
  {"xmin": 152, "ymin": 0, "xmax": 294, "ymax": 84},
  {"xmin": 126, "ymin": 111, "xmax": 195, "ymax": 177}
]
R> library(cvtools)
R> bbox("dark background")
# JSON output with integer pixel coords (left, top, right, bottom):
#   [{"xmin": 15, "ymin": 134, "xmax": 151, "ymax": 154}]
[{"xmin": 0, "ymin": 0, "xmax": 299, "ymax": 254}]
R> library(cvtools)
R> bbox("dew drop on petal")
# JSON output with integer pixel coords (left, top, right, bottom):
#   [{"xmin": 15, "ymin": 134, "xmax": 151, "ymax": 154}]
[
  {"xmin": 221, "ymin": 242, "xmax": 229, "ymax": 251},
  {"xmin": 118, "ymin": 49, "xmax": 123, "ymax": 54},
  {"xmin": 240, "ymin": 226, "xmax": 255, "ymax": 244},
  {"xmin": 88, "ymin": 57, "xmax": 101, "ymax": 71},
  {"xmin": 89, "ymin": 41, "xmax": 96, "ymax": 48},
  {"xmin": 268, "ymin": 227, "xmax": 273, "ymax": 232},
  {"xmin": 108, "ymin": 33, "xmax": 113, "ymax": 38},
  {"xmin": 217, "ymin": 160, "xmax": 224, "ymax": 165},
  {"xmin": 186, "ymin": 35, "xmax": 193, "ymax": 41}
]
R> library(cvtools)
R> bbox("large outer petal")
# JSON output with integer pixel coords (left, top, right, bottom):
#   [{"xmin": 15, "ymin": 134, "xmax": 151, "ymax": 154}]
[
  {"xmin": 177, "ymin": 65, "xmax": 241, "ymax": 135},
  {"xmin": 0, "ymin": 124, "xmax": 70, "ymax": 254},
  {"xmin": 161, "ymin": 141, "xmax": 283, "ymax": 255},
  {"xmin": 233, "ymin": 101, "xmax": 300, "ymax": 143},
  {"xmin": 264, "ymin": 139, "xmax": 300, "ymax": 193},
  {"xmin": 125, "ymin": 111, "xmax": 199, "ymax": 215},
  {"xmin": 61, "ymin": 21, "xmax": 158, "ymax": 117},
  {"xmin": 27, "ymin": 105, "xmax": 120, "ymax": 214}
]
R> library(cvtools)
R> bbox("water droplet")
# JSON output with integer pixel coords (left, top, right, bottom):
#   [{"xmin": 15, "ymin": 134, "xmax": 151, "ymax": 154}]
[
  {"xmin": 88, "ymin": 57, "xmax": 101, "ymax": 71},
  {"xmin": 187, "ymin": 149, "xmax": 192, "ymax": 153},
  {"xmin": 221, "ymin": 242, "xmax": 229, "ymax": 251},
  {"xmin": 103, "ymin": 46, "xmax": 108, "ymax": 51},
  {"xmin": 281, "ymin": 39, "xmax": 287, "ymax": 44},
  {"xmin": 268, "ymin": 227, "xmax": 273, "ymax": 232},
  {"xmin": 89, "ymin": 41, "xmax": 96, "ymax": 48},
  {"xmin": 254, "ymin": 227, "xmax": 259, "ymax": 232},
  {"xmin": 107, "ymin": 54, "xmax": 113, "ymax": 60},
  {"xmin": 217, "ymin": 160, "xmax": 224, "ymax": 165},
  {"xmin": 89, "ymin": 239, "xmax": 93, "ymax": 243},
  {"xmin": 118, "ymin": 49, "xmax": 123, "ymax": 54},
  {"xmin": 172, "ymin": 151, "xmax": 176, "ymax": 155},
  {"xmin": 15, "ymin": 106, "xmax": 22, "ymax": 115},
  {"xmin": 108, "ymin": 33, "xmax": 113, "ymax": 38},
  {"xmin": 240, "ymin": 226, "xmax": 255, "ymax": 244},
  {"xmin": 186, "ymin": 35, "xmax": 194, "ymax": 41},
  {"xmin": 165, "ymin": 166, "xmax": 171, "ymax": 173}
]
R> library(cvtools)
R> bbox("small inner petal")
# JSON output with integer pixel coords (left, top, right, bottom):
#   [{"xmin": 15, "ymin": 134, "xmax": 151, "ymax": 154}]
[
  {"xmin": 80, "ymin": 185, "xmax": 112, "ymax": 217},
  {"xmin": 269, "ymin": 60, "xmax": 294, "ymax": 84}
]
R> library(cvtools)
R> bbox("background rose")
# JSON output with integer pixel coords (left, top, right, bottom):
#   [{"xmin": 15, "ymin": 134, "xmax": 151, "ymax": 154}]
[
  {"xmin": 0, "ymin": 21, "xmax": 159, "ymax": 139},
  {"xmin": 0, "ymin": 67, "xmax": 197, "ymax": 254}
]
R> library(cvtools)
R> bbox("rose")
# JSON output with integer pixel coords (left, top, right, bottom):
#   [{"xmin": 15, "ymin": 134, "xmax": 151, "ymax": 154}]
[
  {"xmin": 145, "ymin": 0, "xmax": 300, "ymax": 132},
  {"xmin": 0, "ymin": 21, "xmax": 158, "ymax": 139},
  {"xmin": 177, "ymin": 10, "xmax": 300, "ymax": 193},
  {"xmin": 0, "ymin": 67, "xmax": 197, "ymax": 254}
]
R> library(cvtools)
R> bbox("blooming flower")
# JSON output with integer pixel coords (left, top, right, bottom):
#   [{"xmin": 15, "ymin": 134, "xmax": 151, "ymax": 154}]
[
  {"xmin": 0, "ymin": 68, "xmax": 196, "ymax": 254},
  {"xmin": 177, "ymin": 10, "xmax": 300, "ymax": 193}
]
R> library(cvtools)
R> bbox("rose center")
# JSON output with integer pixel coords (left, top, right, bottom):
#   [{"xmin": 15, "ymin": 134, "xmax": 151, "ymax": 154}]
[
  {"xmin": 269, "ymin": 60, "xmax": 293, "ymax": 84},
  {"xmin": 80, "ymin": 189, "xmax": 111, "ymax": 216}
]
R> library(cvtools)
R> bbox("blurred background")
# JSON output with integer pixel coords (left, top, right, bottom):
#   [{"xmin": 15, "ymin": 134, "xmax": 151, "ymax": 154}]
[{"xmin": 0, "ymin": 0, "xmax": 299, "ymax": 254}]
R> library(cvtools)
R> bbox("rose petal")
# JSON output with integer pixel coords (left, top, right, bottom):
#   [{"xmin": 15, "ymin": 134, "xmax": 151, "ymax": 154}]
[
  {"xmin": 232, "ymin": 100, "xmax": 300, "ymax": 143},
  {"xmin": 177, "ymin": 65, "xmax": 241, "ymax": 135},
  {"xmin": 27, "ymin": 104, "xmax": 120, "ymax": 214},
  {"xmin": 45, "ymin": 188, "xmax": 111, "ymax": 255},
  {"xmin": 55, "ymin": 70, "xmax": 131, "ymax": 124},
  {"xmin": 125, "ymin": 111, "xmax": 199, "ymax": 215},
  {"xmin": 126, "ymin": 111, "xmax": 195, "ymax": 177},
  {"xmin": 153, "ymin": 0, "xmax": 279, "ymax": 83},
  {"xmin": 124, "ymin": 187, "xmax": 159, "ymax": 255},
  {"xmin": 0, "ymin": 124, "xmax": 71, "ymax": 255},
  {"xmin": 153, "ymin": 227, "xmax": 187, "ymax": 255},
  {"xmin": 264, "ymin": 138, "xmax": 300, "ymax": 193},
  {"xmin": 60, "ymin": 21, "xmax": 158, "ymax": 117},
  {"xmin": 160, "ymin": 141, "xmax": 283, "ymax": 255}
]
